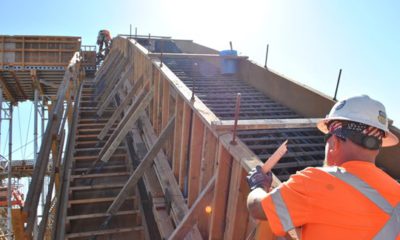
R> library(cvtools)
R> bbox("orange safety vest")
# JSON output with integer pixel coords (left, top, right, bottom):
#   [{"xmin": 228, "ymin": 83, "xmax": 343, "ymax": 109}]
[{"xmin": 261, "ymin": 161, "xmax": 400, "ymax": 240}]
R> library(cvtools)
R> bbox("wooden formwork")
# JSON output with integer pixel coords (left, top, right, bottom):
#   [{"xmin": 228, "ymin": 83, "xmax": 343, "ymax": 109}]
[
  {"xmin": 94, "ymin": 37, "xmax": 272, "ymax": 239},
  {"xmin": 90, "ymin": 35, "xmax": 400, "ymax": 240}
]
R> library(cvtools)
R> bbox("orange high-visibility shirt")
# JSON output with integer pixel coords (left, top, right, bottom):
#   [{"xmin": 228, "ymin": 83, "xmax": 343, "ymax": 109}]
[{"xmin": 261, "ymin": 161, "xmax": 400, "ymax": 240}]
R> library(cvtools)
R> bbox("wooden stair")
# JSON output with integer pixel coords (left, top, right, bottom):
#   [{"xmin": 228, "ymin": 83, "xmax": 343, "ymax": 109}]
[{"xmin": 65, "ymin": 80, "xmax": 144, "ymax": 240}]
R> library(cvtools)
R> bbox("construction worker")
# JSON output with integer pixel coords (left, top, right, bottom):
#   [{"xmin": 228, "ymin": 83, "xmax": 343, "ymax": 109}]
[
  {"xmin": 97, "ymin": 29, "xmax": 112, "ymax": 53},
  {"xmin": 247, "ymin": 95, "xmax": 400, "ymax": 239}
]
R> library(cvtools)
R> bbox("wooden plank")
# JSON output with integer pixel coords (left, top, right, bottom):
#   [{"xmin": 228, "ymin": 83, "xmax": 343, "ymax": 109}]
[
  {"xmin": 0, "ymin": 74, "xmax": 16, "ymax": 103},
  {"xmin": 187, "ymin": 113, "xmax": 205, "ymax": 207},
  {"xmin": 107, "ymin": 117, "xmax": 175, "ymax": 215},
  {"xmin": 69, "ymin": 183, "xmax": 125, "ymax": 191},
  {"xmin": 67, "ymin": 210, "xmax": 138, "ymax": 221},
  {"xmin": 130, "ymin": 125, "xmax": 175, "ymax": 239},
  {"xmin": 68, "ymin": 196, "xmax": 135, "ymax": 206},
  {"xmin": 209, "ymin": 144, "xmax": 232, "ymax": 240},
  {"xmin": 212, "ymin": 118, "xmax": 322, "ymax": 131},
  {"xmin": 95, "ymin": 53, "xmax": 126, "ymax": 102},
  {"xmin": 172, "ymin": 96, "xmax": 184, "ymax": 180},
  {"xmin": 97, "ymin": 75, "xmax": 144, "ymax": 140},
  {"xmin": 224, "ymin": 161, "xmax": 249, "ymax": 240},
  {"xmin": 169, "ymin": 176, "xmax": 216, "ymax": 240},
  {"xmin": 10, "ymin": 71, "xmax": 27, "ymax": 99},
  {"xmin": 179, "ymin": 102, "xmax": 191, "ymax": 191},
  {"xmin": 65, "ymin": 227, "xmax": 142, "ymax": 239},
  {"xmin": 97, "ymin": 66, "xmax": 133, "ymax": 116},
  {"xmin": 161, "ymin": 77, "xmax": 170, "ymax": 129},
  {"xmin": 152, "ymin": 70, "xmax": 162, "ymax": 134},
  {"xmin": 199, "ymin": 129, "xmax": 217, "ymax": 191},
  {"xmin": 149, "ymin": 52, "xmax": 248, "ymax": 60},
  {"xmin": 141, "ymin": 116, "xmax": 201, "ymax": 239},
  {"xmin": 30, "ymin": 69, "xmax": 44, "ymax": 95},
  {"xmin": 139, "ymin": 114, "xmax": 203, "ymax": 239},
  {"xmin": 98, "ymin": 89, "xmax": 153, "ymax": 163},
  {"xmin": 70, "ymin": 172, "xmax": 129, "ymax": 179}
]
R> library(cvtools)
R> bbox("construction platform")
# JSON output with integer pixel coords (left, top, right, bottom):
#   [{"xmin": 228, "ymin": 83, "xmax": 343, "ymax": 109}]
[
  {"xmin": 1, "ymin": 34, "xmax": 399, "ymax": 239},
  {"xmin": 0, "ymin": 35, "xmax": 96, "ymax": 104}
]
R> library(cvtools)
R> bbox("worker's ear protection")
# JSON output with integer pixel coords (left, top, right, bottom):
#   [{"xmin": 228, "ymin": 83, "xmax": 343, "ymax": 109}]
[{"xmin": 342, "ymin": 129, "xmax": 382, "ymax": 150}]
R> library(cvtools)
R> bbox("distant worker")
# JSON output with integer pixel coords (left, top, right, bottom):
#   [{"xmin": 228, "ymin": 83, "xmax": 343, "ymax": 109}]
[
  {"xmin": 247, "ymin": 95, "xmax": 400, "ymax": 239},
  {"xmin": 97, "ymin": 29, "xmax": 112, "ymax": 53}
]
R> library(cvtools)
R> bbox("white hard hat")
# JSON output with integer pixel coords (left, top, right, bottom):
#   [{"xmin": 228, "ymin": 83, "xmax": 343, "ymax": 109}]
[{"xmin": 317, "ymin": 95, "xmax": 399, "ymax": 147}]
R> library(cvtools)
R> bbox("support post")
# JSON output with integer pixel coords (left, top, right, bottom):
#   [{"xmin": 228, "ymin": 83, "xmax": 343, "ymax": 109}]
[
  {"xmin": 0, "ymin": 88, "xmax": 2, "ymax": 155},
  {"xmin": 34, "ymin": 89, "xmax": 39, "ymax": 164},
  {"xmin": 7, "ymin": 104, "xmax": 13, "ymax": 239}
]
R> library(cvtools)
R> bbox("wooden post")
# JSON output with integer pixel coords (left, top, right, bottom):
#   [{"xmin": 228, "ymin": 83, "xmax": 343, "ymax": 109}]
[
  {"xmin": 209, "ymin": 144, "xmax": 232, "ymax": 240},
  {"xmin": 172, "ymin": 96, "xmax": 184, "ymax": 180},
  {"xmin": 179, "ymin": 102, "xmax": 192, "ymax": 191},
  {"xmin": 188, "ymin": 113, "xmax": 205, "ymax": 207}
]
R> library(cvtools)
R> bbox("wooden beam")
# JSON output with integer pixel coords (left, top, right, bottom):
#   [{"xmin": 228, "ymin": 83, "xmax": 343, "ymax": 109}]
[
  {"xmin": 149, "ymin": 52, "xmax": 248, "ymax": 60},
  {"xmin": 224, "ymin": 160, "xmax": 249, "ymax": 240},
  {"xmin": 65, "ymin": 227, "xmax": 142, "ymax": 239},
  {"xmin": 178, "ymin": 102, "xmax": 191, "ymax": 191},
  {"xmin": 95, "ymin": 56, "xmax": 127, "ymax": 103},
  {"xmin": 97, "ymin": 75, "xmax": 144, "ymax": 139},
  {"xmin": 211, "ymin": 118, "xmax": 322, "ymax": 131},
  {"xmin": 187, "ymin": 113, "xmax": 205, "ymax": 207},
  {"xmin": 30, "ymin": 69, "xmax": 44, "ymax": 95},
  {"xmin": 172, "ymin": 96, "xmax": 184, "ymax": 180},
  {"xmin": 161, "ymin": 77, "xmax": 170, "ymax": 130},
  {"xmin": 97, "ymin": 66, "xmax": 133, "ymax": 116},
  {"xmin": 10, "ymin": 71, "xmax": 27, "ymax": 99},
  {"xmin": 152, "ymin": 70, "xmax": 161, "ymax": 134},
  {"xmin": 0, "ymin": 74, "xmax": 16, "ymax": 103},
  {"xmin": 98, "ymin": 88, "xmax": 153, "ymax": 163},
  {"xmin": 107, "ymin": 117, "xmax": 175, "ymax": 215},
  {"xmin": 39, "ymin": 79, "xmax": 59, "ymax": 89},
  {"xmin": 139, "ymin": 115, "xmax": 202, "ymax": 239},
  {"xmin": 169, "ymin": 176, "xmax": 216, "ymax": 240},
  {"xmin": 209, "ymin": 144, "xmax": 232, "ymax": 240}
]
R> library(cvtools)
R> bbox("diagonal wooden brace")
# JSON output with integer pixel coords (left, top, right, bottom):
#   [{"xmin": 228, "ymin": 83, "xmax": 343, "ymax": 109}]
[{"xmin": 107, "ymin": 117, "xmax": 175, "ymax": 215}]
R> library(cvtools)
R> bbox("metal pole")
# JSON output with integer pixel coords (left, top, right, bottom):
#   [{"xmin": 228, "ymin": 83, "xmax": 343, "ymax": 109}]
[
  {"xmin": 41, "ymin": 96, "xmax": 46, "ymax": 210},
  {"xmin": 129, "ymin": 24, "xmax": 132, "ymax": 39},
  {"xmin": 34, "ymin": 89, "xmax": 38, "ymax": 164},
  {"xmin": 0, "ymin": 88, "xmax": 3, "ymax": 156},
  {"xmin": 7, "ymin": 104, "xmax": 13, "ymax": 240},
  {"xmin": 229, "ymin": 41, "xmax": 233, "ymax": 51},
  {"xmin": 231, "ymin": 93, "xmax": 241, "ymax": 145},
  {"xmin": 264, "ymin": 44, "xmax": 269, "ymax": 68},
  {"xmin": 333, "ymin": 69, "xmax": 342, "ymax": 101},
  {"xmin": 135, "ymin": 27, "xmax": 137, "ymax": 38}
]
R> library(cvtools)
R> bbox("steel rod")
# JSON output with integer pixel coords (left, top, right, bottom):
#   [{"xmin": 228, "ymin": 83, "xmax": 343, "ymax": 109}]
[
  {"xmin": 231, "ymin": 93, "xmax": 241, "ymax": 145},
  {"xmin": 333, "ymin": 69, "xmax": 342, "ymax": 101},
  {"xmin": 264, "ymin": 44, "xmax": 269, "ymax": 68}
]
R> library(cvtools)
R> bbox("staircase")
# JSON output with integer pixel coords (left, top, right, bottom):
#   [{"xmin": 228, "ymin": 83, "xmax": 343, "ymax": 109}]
[{"xmin": 64, "ymin": 79, "xmax": 144, "ymax": 240}]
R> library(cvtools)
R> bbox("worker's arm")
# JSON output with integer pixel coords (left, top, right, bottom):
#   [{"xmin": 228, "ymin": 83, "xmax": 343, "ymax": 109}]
[
  {"xmin": 247, "ymin": 187, "xmax": 268, "ymax": 220},
  {"xmin": 246, "ymin": 166, "xmax": 272, "ymax": 220}
]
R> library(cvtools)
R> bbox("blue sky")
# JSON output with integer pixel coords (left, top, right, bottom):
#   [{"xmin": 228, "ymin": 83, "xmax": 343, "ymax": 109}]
[{"xmin": 1, "ymin": 0, "xmax": 400, "ymax": 160}]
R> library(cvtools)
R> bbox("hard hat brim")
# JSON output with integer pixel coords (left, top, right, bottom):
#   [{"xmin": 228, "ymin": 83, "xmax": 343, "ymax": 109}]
[{"xmin": 317, "ymin": 119, "xmax": 399, "ymax": 147}]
